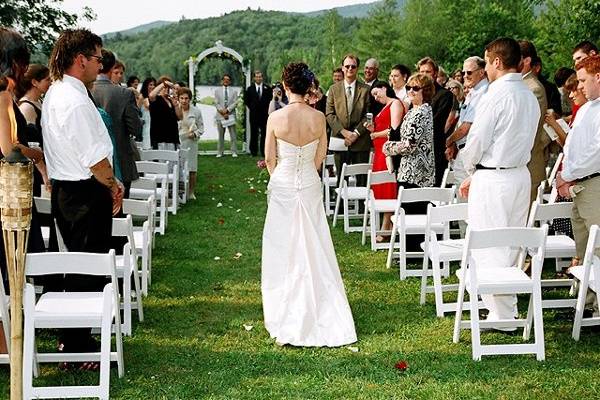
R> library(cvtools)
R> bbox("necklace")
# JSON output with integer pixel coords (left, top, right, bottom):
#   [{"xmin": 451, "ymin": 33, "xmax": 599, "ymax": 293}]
[{"xmin": 288, "ymin": 100, "xmax": 305, "ymax": 105}]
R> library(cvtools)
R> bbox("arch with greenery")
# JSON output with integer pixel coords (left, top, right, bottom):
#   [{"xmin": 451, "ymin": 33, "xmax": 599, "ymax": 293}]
[{"xmin": 186, "ymin": 40, "xmax": 251, "ymax": 153}]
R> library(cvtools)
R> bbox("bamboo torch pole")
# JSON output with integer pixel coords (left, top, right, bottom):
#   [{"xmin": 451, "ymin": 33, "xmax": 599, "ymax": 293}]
[{"xmin": 0, "ymin": 146, "xmax": 33, "ymax": 400}]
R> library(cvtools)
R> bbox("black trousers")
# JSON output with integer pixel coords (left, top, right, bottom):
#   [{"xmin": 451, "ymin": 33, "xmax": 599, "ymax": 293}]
[
  {"xmin": 51, "ymin": 178, "xmax": 113, "ymax": 352},
  {"xmin": 249, "ymin": 117, "xmax": 267, "ymax": 156}
]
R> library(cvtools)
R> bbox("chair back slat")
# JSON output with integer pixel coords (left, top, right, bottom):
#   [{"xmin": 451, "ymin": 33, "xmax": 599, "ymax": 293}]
[
  {"xmin": 398, "ymin": 186, "xmax": 455, "ymax": 204},
  {"xmin": 26, "ymin": 250, "xmax": 116, "ymax": 277},
  {"xmin": 34, "ymin": 197, "xmax": 51, "ymax": 214},
  {"xmin": 529, "ymin": 202, "xmax": 573, "ymax": 226},
  {"xmin": 368, "ymin": 170, "xmax": 396, "ymax": 186},
  {"xmin": 428, "ymin": 202, "xmax": 468, "ymax": 224},
  {"xmin": 135, "ymin": 161, "xmax": 169, "ymax": 175},
  {"xmin": 139, "ymin": 149, "xmax": 179, "ymax": 162},
  {"xmin": 465, "ymin": 226, "xmax": 548, "ymax": 250},
  {"xmin": 123, "ymin": 197, "xmax": 153, "ymax": 218},
  {"xmin": 343, "ymin": 163, "xmax": 371, "ymax": 177},
  {"xmin": 130, "ymin": 177, "xmax": 158, "ymax": 192}
]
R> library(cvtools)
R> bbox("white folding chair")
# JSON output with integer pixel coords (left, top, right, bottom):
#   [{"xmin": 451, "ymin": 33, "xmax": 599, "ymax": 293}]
[
  {"xmin": 361, "ymin": 170, "xmax": 397, "ymax": 250},
  {"xmin": 139, "ymin": 149, "xmax": 180, "ymax": 215},
  {"xmin": 386, "ymin": 186, "xmax": 455, "ymax": 279},
  {"xmin": 34, "ymin": 197, "xmax": 51, "ymax": 250},
  {"xmin": 546, "ymin": 152, "xmax": 563, "ymax": 186},
  {"xmin": 123, "ymin": 197, "xmax": 154, "ymax": 296},
  {"xmin": 419, "ymin": 203, "xmax": 478, "ymax": 317},
  {"xmin": 453, "ymin": 225, "xmax": 548, "ymax": 361},
  {"xmin": 23, "ymin": 250, "xmax": 124, "ymax": 400},
  {"xmin": 571, "ymin": 225, "xmax": 600, "ymax": 340},
  {"xmin": 112, "ymin": 216, "xmax": 144, "ymax": 336},
  {"xmin": 131, "ymin": 171, "xmax": 167, "ymax": 235},
  {"xmin": 0, "ymin": 268, "xmax": 9, "ymax": 365},
  {"xmin": 322, "ymin": 154, "xmax": 337, "ymax": 216},
  {"xmin": 332, "ymin": 163, "xmax": 371, "ymax": 233},
  {"xmin": 440, "ymin": 168, "xmax": 461, "ymax": 189}
]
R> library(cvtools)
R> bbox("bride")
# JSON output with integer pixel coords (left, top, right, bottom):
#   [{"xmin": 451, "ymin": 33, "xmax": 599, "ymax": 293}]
[{"xmin": 261, "ymin": 62, "xmax": 357, "ymax": 347}]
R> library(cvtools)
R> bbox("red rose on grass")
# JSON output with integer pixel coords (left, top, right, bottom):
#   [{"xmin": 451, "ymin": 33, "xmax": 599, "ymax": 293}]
[
  {"xmin": 394, "ymin": 360, "xmax": 408, "ymax": 371},
  {"xmin": 256, "ymin": 159, "xmax": 267, "ymax": 169}
]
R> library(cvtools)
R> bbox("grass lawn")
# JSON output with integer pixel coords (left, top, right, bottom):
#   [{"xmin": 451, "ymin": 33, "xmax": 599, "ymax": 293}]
[{"xmin": 2, "ymin": 154, "xmax": 600, "ymax": 399}]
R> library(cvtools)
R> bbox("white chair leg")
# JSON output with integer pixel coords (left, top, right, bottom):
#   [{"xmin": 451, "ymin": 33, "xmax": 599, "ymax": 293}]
[
  {"xmin": 572, "ymin": 274, "xmax": 589, "ymax": 341},
  {"xmin": 131, "ymin": 260, "xmax": 144, "ymax": 322},
  {"xmin": 386, "ymin": 222, "xmax": 398, "ymax": 269},
  {"xmin": 419, "ymin": 254, "xmax": 429, "ymax": 305},
  {"xmin": 343, "ymin": 197, "xmax": 350, "ymax": 233},
  {"xmin": 523, "ymin": 296, "xmax": 534, "ymax": 340},
  {"xmin": 332, "ymin": 192, "xmax": 341, "ymax": 227},
  {"xmin": 532, "ymin": 285, "xmax": 545, "ymax": 361},
  {"xmin": 399, "ymin": 227, "xmax": 407, "ymax": 280},
  {"xmin": 469, "ymin": 287, "xmax": 482, "ymax": 361},
  {"xmin": 23, "ymin": 285, "xmax": 35, "ymax": 399},
  {"xmin": 123, "ymin": 274, "xmax": 132, "ymax": 336},
  {"xmin": 361, "ymin": 200, "xmax": 369, "ymax": 246},
  {"xmin": 432, "ymin": 258, "xmax": 446, "ymax": 317},
  {"xmin": 453, "ymin": 277, "xmax": 466, "ymax": 343},
  {"xmin": 99, "ymin": 289, "xmax": 112, "ymax": 400}
]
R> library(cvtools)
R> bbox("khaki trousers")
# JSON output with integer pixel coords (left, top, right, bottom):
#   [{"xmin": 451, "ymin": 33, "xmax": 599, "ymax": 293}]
[{"xmin": 572, "ymin": 175, "xmax": 600, "ymax": 259}]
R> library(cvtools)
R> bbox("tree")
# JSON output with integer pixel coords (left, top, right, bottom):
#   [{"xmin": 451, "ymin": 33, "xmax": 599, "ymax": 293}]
[
  {"xmin": 323, "ymin": 10, "xmax": 344, "ymax": 72},
  {"xmin": 0, "ymin": 0, "xmax": 95, "ymax": 55},
  {"xmin": 535, "ymin": 0, "xmax": 600, "ymax": 77},
  {"xmin": 356, "ymin": 0, "xmax": 403, "ymax": 72}
]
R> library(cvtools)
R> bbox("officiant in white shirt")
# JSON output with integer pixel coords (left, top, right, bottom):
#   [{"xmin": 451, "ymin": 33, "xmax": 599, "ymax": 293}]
[
  {"xmin": 214, "ymin": 73, "xmax": 239, "ymax": 157},
  {"xmin": 459, "ymin": 38, "xmax": 540, "ymax": 328}
]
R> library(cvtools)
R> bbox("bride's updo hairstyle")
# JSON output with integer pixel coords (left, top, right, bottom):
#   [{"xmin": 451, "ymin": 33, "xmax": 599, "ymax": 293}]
[{"xmin": 282, "ymin": 62, "xmax": 314, "ymax": 96}]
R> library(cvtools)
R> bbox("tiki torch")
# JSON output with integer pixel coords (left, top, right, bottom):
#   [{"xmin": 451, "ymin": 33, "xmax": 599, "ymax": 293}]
[{"xmin": 0, "ymin": 146, "xmax": 33, "ymax": 400}]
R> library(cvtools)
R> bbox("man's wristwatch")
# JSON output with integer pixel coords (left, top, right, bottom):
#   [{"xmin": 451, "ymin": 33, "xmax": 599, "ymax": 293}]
[{"xmin": 353, "ymin": 129, "xmax": 360, "ymax": 137}]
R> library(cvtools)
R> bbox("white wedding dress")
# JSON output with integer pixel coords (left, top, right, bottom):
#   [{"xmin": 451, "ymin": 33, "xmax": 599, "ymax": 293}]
[{"xmin": 261, "ymin": 138, "xmax": 357, "ymax": 347}]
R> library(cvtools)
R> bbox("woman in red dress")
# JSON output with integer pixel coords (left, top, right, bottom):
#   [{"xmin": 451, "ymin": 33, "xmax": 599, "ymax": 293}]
[{"xmin": 367, "ymin": 82, "xmax": 406, "ymax": 241}]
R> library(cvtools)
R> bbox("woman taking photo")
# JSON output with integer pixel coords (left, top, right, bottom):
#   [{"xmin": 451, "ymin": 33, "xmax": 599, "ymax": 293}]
[
  {"xmin": 366, "ymin": 81, "xmax": 405, "ymax": 241},
  {"xmin": 149, "ymin": 75, "xmax": 181, "ymax": 149}
]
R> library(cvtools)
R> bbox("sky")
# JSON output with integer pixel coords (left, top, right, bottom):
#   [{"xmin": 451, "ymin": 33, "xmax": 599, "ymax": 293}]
[{"xmin": 61, "ymin": 0, "xmax": 378, "ymax": 35}]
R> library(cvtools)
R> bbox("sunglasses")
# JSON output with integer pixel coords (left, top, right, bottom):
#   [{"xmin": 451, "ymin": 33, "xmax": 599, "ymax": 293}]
[
  {"xmin": 462, "ymin": 69, "xmax": 480, "ymax": 76},
  {"xmin": 86, "ymin": 54, "xmax": 104, "ymax": 64},
  {"xmin": 344, "ymin": 64, "xmax": 357, "ymax": 70},
  {"xmin": 406, "ymin": 85, "xmax": 422, "ymax": 92}
]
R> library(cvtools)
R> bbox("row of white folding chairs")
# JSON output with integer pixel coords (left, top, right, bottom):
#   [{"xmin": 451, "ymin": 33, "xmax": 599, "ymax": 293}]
[
  {"xmin": 419, "ymin": 199, "xmax": 578, "ymax": 317},
  {"xmin": 138, "ymin": 149, "xmax": 181, "ymax": 215}
]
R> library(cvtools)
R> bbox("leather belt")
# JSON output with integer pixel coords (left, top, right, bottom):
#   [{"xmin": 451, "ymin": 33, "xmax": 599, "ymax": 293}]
[
  {"xmin": 475, "ymin": 164, "xmax": 517, "ymax": 170},
  {"xmin": 576, "ymin": 172, "xmax": 600, "ymax": 182}
]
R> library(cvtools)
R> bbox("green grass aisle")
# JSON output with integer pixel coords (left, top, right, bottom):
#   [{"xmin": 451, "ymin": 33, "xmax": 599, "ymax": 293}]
[{"xmin": 2, "ymin": 154, "xmax": 600, "ymax": 399}]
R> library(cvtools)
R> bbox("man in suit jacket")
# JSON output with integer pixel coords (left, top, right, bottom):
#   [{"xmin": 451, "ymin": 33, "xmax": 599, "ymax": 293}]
[
  {"xmin": 519, "ymin": 40, "xmax": 549, "ymax": 203},
  {"xmin": 326, "ymin": 54, "xmax": 371, "ymax": 185},
  {"xmin": 244, "ymin": 70, "xmax": 272, "ymax": 156},
  {"xmin": 214, "ymin": 73, "xmax": 239, "ymax": 157},
  {"xmin": 91, "ymin": 49, "xmax": 141, "ymax": 196},
  {"xmin": 418, "ymin": 57, "xmax": 454, "ymax": 186}
]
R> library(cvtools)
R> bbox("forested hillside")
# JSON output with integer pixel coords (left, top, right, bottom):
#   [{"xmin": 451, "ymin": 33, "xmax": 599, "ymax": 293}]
[{"xmin": 105, "ymin": 0, "xmax": 600, "ymax": 88}]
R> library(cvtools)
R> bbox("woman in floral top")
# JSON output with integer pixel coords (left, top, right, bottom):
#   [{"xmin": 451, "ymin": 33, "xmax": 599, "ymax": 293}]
[{"xmin": 383, "ymin": 73, "xmax": 435, "ymax": 188}]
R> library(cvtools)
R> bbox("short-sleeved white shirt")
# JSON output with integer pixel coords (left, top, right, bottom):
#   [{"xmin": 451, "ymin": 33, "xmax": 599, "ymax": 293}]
[{"xmin": 41, "ymin": 74, "xmax": 113, "ymax": 181}]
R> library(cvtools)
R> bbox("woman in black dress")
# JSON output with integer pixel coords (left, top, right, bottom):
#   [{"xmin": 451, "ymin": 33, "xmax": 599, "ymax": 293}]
[{"xmin": 148, "ymin": 75, "xmax": 182, "ymax": 149}]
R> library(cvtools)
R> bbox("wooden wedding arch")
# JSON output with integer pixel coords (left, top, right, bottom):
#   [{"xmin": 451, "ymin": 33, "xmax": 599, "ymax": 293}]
[{"xmin": 185, "ymin": 40, "xmax": 251, "ymax": 153}]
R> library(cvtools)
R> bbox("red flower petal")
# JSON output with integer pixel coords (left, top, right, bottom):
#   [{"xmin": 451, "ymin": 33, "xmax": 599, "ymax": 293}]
[
  {"xmin": 218, "ymin": 218, "xmax": 225, "ymax": 225},
  {"xmin": 394, "ymin": 360, "xmax": 408, "ymax": 371}
]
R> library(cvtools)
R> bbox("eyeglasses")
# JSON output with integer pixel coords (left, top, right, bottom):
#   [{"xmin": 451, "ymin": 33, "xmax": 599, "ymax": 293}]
[
  {"xmin": 86, "ymin": 54, "xmax": 104, "ymax": 64},
  {"xmin": 344, "ymin": 64, "xmax": 357, "ymax": 70},
  {"xmin": 462, "ymin": 69, "xmax": 481, "ymax": 76},
  {"xmin": 406, "ymin": 85, "xmax": 422, "ymax": 92}
]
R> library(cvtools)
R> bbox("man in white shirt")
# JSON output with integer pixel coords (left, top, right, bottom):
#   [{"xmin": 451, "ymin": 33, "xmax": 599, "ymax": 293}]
[
  {"xmin": 445, "ymin": 56, "xmax": 489, "ymax": 188},
  {"xmin": 556, "ymin": 55, "xmax": 600, "ymax": 260},
  {"xmin": 459, "ymin": 37, "xmax": 540, "ymax": 327},
  {"xmin": 42, "ymin": 28, "xmax": 124, "ymax": 356},
  {"xmin": 214, "ymin": 74, "xmax": 239, "ymax": 157}
]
